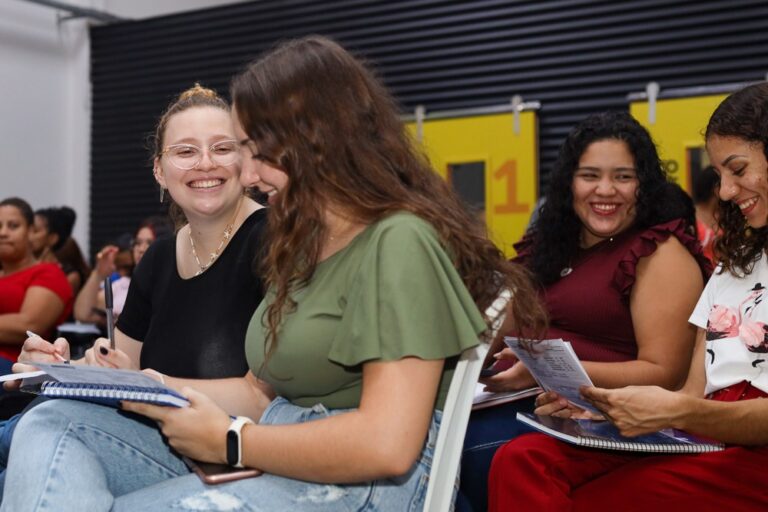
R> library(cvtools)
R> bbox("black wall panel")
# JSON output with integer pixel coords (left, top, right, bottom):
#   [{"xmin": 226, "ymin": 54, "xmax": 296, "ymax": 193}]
[{"xmin": 89, "ymin": 0, "xmax": 768, "ymax": 252}]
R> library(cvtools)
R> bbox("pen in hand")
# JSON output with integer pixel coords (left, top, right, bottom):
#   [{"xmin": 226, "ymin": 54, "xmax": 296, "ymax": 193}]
[
  {"xmin": 103, "ymin": 277, "xmax": 116, "ymax": 350},
  {"xmin": 25, "ymin": 331, "xmax": 68, "ymax": 363}
]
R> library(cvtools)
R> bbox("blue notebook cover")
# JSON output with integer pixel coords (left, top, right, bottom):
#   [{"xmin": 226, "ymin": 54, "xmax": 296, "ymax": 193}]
[{"xmin": 20, "ymin": 363, "xmax": 189, "ymax": 408}]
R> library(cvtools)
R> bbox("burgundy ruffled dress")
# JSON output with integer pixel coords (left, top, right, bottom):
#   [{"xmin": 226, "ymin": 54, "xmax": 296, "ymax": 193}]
[{"xmin": 515, "ymin": 219, "xmax": 713, "ymax": 363}]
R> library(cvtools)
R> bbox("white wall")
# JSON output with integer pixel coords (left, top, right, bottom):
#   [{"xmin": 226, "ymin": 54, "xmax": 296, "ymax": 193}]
[
  {"xmin": 0, "ymin": 1, "xmax": 90, "ymax": 252},
  {"xmin": 100, "ymin": 0, "xmax": 246, "ymax": 20},
  {"xmin": 0, "ymin": 0, "xmax": 246, "ymax": 255}
]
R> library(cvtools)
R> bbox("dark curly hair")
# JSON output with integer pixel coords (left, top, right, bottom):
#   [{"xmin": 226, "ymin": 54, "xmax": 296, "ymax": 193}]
[
  {"xmin": 706, "ymin": 82, "xmax": 768, "ymax": 276},
  {"xmin": 530, "ymin": 111, "xmax": 694, "ymax": 285}
]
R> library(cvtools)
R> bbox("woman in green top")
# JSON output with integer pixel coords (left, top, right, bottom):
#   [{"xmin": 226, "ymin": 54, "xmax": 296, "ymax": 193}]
[{"xmin": 1, "ymin": 36, "xmax": 545, "ymax": 511}]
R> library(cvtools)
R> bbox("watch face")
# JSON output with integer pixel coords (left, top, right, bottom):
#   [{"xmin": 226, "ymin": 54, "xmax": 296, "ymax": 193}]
[{"xmin": 226, "ymin": 429, "xmax": 239, "ymax": 467}]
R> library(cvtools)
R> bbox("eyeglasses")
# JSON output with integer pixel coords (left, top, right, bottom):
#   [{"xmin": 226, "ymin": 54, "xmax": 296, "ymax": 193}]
[{"xmin": 161, "ymin": 140, "xmax": 240, "ymax": 170}]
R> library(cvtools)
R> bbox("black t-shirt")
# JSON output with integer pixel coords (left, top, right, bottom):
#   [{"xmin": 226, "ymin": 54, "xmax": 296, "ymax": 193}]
[{"xmin": 117, "ymin": 209, "xmax": 267, "ymax": 379}]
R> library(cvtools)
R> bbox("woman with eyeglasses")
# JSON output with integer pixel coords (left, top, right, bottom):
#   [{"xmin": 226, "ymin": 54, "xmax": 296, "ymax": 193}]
[
  {"xmin": 0, "ymin": 84, "xmax": 268, "ymax": 501},
  {"xmin": 16, "ymin": 83, "xmax": 266, "ymax": 375},
  {"xmin": 1, "ymin": 36, "xmax": 546, "ymax": 511}
]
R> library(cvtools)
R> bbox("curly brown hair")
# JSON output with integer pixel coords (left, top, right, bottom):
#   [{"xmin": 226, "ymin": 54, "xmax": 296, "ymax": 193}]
[
  {"xmin": 706, "ymin": 82, "xmax": 768, "ymax": 276},
  {"xmin": 231, "ymin": 36, "xmax": 546, "ymax": 359}
]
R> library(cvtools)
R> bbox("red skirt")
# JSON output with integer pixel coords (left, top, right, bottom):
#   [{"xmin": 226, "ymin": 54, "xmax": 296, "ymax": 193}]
[{"xmin": 488, "ymin": 381, "xmax": 768, "ymax": 512}]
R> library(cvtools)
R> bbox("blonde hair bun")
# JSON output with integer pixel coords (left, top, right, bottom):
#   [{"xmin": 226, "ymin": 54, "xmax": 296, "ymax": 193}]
[{"xmin": 178, "ymin": 83, "xmax": 220, "ymax": 101}]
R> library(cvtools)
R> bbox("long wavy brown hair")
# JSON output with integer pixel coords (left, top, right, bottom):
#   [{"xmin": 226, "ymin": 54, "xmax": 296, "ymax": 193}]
[
  {"xmin": 231, "ymin": 36, "xmax": 546, "ymax": 359},
  {"xmin": 706, "ymin": 82, "xmax": 768, "ymax": 276}
]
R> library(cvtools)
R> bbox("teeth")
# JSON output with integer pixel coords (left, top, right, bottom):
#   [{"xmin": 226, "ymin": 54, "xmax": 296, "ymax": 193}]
[
  {"xmin": 189, "ymin": 179, "xmax": 223, "ymax": 189},
  {"xmin": 739, "ymin": 197, "xmax": 758, "ymax": 210},
  {"xmin": 592, "ymin": 203, "xmax": 618, "ymax": 212}
]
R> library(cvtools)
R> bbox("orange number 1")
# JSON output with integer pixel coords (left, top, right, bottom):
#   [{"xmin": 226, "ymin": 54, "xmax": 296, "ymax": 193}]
[{"xmin": 494, "ymin": 160, "xmax": 529, "ymax": 214}]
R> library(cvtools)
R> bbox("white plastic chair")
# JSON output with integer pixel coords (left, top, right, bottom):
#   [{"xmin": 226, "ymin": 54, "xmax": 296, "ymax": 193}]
[{"xmin": 423, "ymin": 289, "xmax": 512, "ymax": 512}]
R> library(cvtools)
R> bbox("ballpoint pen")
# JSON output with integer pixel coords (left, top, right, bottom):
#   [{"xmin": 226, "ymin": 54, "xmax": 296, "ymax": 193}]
[
  {"xmin": 25, "ymin": 330, "xmax": 68, "ymax": 363},
  {"xmin": 103, "ymin": 277, "xmax": 116, "ymax": 350}
]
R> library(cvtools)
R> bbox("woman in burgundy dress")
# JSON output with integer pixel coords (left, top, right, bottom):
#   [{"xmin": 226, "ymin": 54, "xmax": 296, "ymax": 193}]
[
  {"xmin": 458, "ymin": 111, "xmax": 712, "ymax": 511},
  {"xmin": 488, "ymin": 78, "xmax": 768, "ymax": 512}
]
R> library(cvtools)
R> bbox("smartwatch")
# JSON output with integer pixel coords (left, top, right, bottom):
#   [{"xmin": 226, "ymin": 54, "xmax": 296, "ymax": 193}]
[{"xmin": 226, "ymin": 416, "xmax": 254, "ymax": 468}]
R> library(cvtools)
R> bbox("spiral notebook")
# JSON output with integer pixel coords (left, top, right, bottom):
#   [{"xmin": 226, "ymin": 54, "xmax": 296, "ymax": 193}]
[
  {"xmin": 17, "ymin": 363, "xmax": 189, "ymax": 408},
  {"xmin": 517, "ymin": 413, "xmax": 724, "ymax": 453}
]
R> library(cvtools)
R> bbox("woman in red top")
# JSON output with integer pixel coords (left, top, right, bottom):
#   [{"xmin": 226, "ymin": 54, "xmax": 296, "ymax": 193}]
[{"xmin": 0, "ymin": 197, "xmax": 72, "ymax": 373}]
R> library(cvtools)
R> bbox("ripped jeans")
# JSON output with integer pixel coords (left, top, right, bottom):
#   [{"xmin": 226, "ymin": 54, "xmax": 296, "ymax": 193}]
[{"xmin": 1, "ymin": 397, "xmax": 440, "ymax": 511}]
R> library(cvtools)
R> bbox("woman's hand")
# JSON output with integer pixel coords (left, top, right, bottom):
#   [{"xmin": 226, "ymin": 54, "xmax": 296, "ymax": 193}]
[
  {"xmin": 82, "ymin": 338, "xmax": 137, "ymax": 370},
  {"xmin": 534, "ymin": 390, "xmax": 604, "ymax": 420},
  {"xmin": 18, "ymin": 335, "xmax": 70, "ymax": 364},
  {"xmin": 480, "ymin": 350, "xmax": 537, "ymax": 392},
  {"xmin": 94, "ymin": 246, "xmax": 119, "ymax": 279},
  {"xmin": 2, "ymin": 362, "xmax": 42, "ymax": 391},
  {"xmin": 581, "ymin": 385, "xmax": 686, "ymax": 436},
  {"xmin": 121, "ymin": 387, "xmax": 233, "ymax": 464},
  {"xmin": 4, "ymin": 336, "xmax": 69, "ymax": 390}
]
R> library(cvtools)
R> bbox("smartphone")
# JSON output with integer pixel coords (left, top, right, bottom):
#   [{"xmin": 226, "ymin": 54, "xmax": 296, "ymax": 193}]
[
  {"xmin": 183, "ymin": 457, "xmax": 262, "ymax": 484},
  {"xmin": 479, "ymin": 358, "xmax": 516, "ymax": 378},
  {"xmin": 479, "ymin": 366, "xmax": 503, "ymax": 378}
]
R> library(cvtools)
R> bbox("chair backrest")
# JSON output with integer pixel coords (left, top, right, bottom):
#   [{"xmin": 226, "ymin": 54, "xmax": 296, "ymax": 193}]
[{"xmin": 423, "ymin": 289, "xmax": 512, "ymax": 512}]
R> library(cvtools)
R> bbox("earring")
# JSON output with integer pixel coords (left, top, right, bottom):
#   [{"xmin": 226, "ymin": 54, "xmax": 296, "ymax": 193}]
[{"xmin": 159, "ymin": 188, "xmax": 166, "ymax": 203}]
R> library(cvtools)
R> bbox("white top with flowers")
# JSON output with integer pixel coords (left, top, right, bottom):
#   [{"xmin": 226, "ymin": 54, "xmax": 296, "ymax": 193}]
[{"xmin": 689, "ymin": 252, "xmax": 768, "ymax": 395}]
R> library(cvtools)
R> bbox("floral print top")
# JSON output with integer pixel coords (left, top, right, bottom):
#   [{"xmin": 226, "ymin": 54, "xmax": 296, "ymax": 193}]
[{"xmin": 690, "ymin": 252, "xmax": 768, "ymax": 395}]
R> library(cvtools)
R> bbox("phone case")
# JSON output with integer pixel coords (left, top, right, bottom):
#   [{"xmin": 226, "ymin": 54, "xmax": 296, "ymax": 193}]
[{"xmin": 184, "ymin": 457, "xmax": 262, "ymax": 484}]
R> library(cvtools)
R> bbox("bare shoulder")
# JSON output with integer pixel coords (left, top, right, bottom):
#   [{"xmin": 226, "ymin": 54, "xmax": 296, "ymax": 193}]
[{"xmin": 636, "ymin": 234, "xmax": 702, "ymax": 285}]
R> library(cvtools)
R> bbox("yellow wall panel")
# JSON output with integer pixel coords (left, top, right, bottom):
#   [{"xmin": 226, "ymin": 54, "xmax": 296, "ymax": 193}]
[
  {"xmin": 406, "ymin": 111, "xmax": 538, "ymax": 256},
  {"xmin": 630, "ymin": 95, "xmax": 726, "ymax": 192}
]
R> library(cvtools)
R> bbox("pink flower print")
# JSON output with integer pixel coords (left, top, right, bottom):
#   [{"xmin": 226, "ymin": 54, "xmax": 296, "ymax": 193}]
[
  {"xmin": 738, "ymin": 319, "xmax": 768, "ymax": 353},
  {"xmin": 739, "ymin": 319, "xmax": 765, "ymax": 347},
  {"xmin": 707, "ymin": 305, "xmax": 739, "ymax": 338}
]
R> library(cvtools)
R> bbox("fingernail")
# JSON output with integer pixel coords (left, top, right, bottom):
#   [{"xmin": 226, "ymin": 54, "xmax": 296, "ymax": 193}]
[{"xmin": 99, "ymin": 347, "xmax": 109, "ymax": 356}]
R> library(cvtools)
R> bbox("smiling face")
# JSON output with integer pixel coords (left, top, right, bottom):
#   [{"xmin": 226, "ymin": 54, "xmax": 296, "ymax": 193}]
[
  {"xmin": 707, "ymin": 135, "xmax": 768, "ymax": 229},
  {"xmin": 571, "ymin": 139, "xmax": 639, "ymax": 248},
  {"xmin": 232, "ymin": 109, "xmax": 289, "ymax": 205},
  {"xmin": 0, "ymin": 205, "xmax": 32, "ymax": 264},
  {"xmin": 154, "ymin": 106, "xmax": 244, "ymax": 220}
]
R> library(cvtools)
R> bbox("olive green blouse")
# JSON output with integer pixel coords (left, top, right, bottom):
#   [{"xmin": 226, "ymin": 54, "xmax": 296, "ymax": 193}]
[{"xmin": 245, "ymin": 212, "xmax": 486, "ymax": 410}]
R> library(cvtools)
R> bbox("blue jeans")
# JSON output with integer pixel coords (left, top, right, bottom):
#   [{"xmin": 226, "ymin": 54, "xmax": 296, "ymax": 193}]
[
  {"xmin": 0, "ymin": 413, "xmax": 22, "ymax": 500},
  {"xmin": 0, "ymin": 359, "xmax": 13, "ymax": 377},
  {"xmin": 455, "ymin": 397, "xmax": 536, "ymax": 512},
  {"xmin": 2, "ymin": 397, "xmax": 441, "ymax": 511},
  {"xmin": 0, "ymin": 359, "xmax": 13, "ymax": 396}
]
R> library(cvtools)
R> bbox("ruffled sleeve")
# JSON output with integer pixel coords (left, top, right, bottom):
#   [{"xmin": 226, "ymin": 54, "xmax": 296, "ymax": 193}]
[
  {"xmin": 512, "ymin": 233, "xmax": 535, "ymax": 266},
  {"xmin": 613, "ymin": 218, "xmax": 713, "ymax": 297},
  {"xmin": 328, "ymin": 215, "xmax": 487, "ymax": 367}
]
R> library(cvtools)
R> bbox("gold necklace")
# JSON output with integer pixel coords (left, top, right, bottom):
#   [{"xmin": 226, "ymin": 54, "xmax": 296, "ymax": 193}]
[{"xmin": 189, "ymin": 200, "xmax": 242, "ymax": 276}]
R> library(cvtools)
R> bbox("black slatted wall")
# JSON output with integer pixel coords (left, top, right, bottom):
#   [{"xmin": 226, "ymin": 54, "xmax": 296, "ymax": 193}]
[{"xmin": 89, "ymin": 0, "xmax": 768, "ymax": 252}]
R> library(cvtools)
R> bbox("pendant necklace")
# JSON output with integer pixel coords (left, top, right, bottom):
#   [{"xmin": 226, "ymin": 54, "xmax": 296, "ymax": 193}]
[
  {"xmin": 560, "ymin": 236, "xmax": 614, "ymax": 278},
  {"xmin": 189, "ymin": 199, "xmax": 242, "ymax": 276}
]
